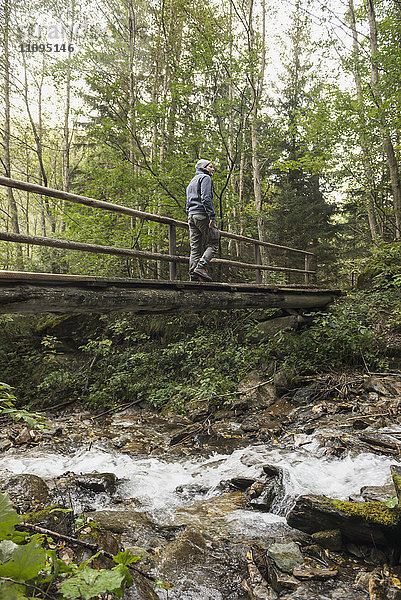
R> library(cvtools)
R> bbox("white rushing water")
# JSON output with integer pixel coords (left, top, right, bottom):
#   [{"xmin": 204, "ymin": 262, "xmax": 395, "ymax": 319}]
[
  {"xmin": 0, "ymin": 441, "xmax": 396, "ymax": 521},
  {"xmin": 1, "ymin": 441, "xmax": 397, "ymax": 600}
]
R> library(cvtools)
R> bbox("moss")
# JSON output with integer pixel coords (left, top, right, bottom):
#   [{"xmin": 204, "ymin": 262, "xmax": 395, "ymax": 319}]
[
  {"xmin": 21, "ymin": 504, "xmax": 62, "ymax": 524},
  {"xmin": 392, "ymin": 473, "xmax": 401, "ymax": 502},
  {"xmin": 331, "ymin": 499, "xmax": 400, "ymax": 528}
]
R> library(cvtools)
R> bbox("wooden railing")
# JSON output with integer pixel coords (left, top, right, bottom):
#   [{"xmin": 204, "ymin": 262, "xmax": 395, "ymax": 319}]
[{"xmin": 0, "ymin": 176, "xmax": 316, "ymax": 285}]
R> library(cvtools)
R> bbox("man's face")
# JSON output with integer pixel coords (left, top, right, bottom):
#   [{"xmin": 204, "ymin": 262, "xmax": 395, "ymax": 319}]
[{"xmin": 206, "ymin": 163, "xmax": 214, "ymax": 175}]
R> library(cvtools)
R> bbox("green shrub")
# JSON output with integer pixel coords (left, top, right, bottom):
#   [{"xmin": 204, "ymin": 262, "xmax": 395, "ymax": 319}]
[
  {"xmin": 271, "ymin": 292, "xmax": 391, "ymax": 374},
  {"xmin": 359, "ymin": 241, "xmax": 401, "ymax": 289}
]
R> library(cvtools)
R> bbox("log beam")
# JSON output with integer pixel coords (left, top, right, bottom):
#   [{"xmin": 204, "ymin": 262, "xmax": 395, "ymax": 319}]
[{"xmin": 0, "ymin": 272, "xmax": 339, "ymax": 315}]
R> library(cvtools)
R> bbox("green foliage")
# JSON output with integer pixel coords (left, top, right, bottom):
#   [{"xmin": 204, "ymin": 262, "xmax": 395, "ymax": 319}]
[
  {"xmin": 271, "ymin": 292, "xmax": 390, "ymax": 374},
  {"xmin": 360, "ymin": 242, "xmax": 401, "ymax": 289},
  {"xmin": 113, "ymin": 549, "xmax": 141, "ymax": 566},
  {"xmin": 0, "ymin": 494, "xmax": 21, "ymax": 540},
  {"xmin": 59, "ymin": 564, "xmax": 133, "ymax": 599},
  {"xmin": 77, "ymin": 312, "xmax": 264, "ymax": 412},
  {"xmin": 0, "ymin": 538, "xmax": 47, "ymax": 581},
  {"xmin": 0, "ymin": 491, "xmax": 138, "ymax": 599},
  {"xmin": 0, "ymin": 383, "xmax": 47, "ymax": 429},
  {"xmin": 1, "ymin": 293, "xmax": 398, "ymax": 413}
]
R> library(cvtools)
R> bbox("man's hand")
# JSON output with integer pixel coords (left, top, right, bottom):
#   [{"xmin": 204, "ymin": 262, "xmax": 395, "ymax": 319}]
[{"xmin": 209, "ymin": 219, "xmax": 216, "ymax": 229}]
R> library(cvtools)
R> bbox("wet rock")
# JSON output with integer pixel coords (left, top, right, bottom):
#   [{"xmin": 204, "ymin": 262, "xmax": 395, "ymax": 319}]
[
  {"xmin": 241, "ymin": 415, "xmax": 262, "ymax": 433},
  {"xmin": 237, "ymin": 371, "xmax": 276, "ymax": 410},
  {"xmin": 358, "ymin": 432, "xmax": 400, "ymax": 456},
  {"xmin": 113, "ymin": 435, "xmax": 131, "ymax": 449},
  {"xmin": 125, "ymin": 572, "xmax": 161, "ymax": 600},
  {"xmin": 273, "ymin": 370, "xmax": 289, "ymax": 391},
  {"xmin": 331, "ymin": 584, "xmax": 368, "ymax": 599},
  {"xmin": 242, "ymin": 577, "xmax": 278, "ymax": 599},
  {"xmin": 287, "ymin": 494, "xmax": 399, "ymax": 546},
  {"xmin": 352, "ymin": 418, "xmax": 370, "ymax": 430},
  {"xmin": 346, "ymin": 542, "xmax": 371, "ymax": 559},
  {"xmin": 291, "ymin": 387, "xmax": 316, "ymax": 406},
  {"xmin": 363, "ymin": 376, "xmax": 391, "ymax": 396},
  {"xmin": 391, "ymin": 464, "xmax": 401, "ymax": 503},
  {"xmin": 243, "ymin": 548, "xmax": 277, "ymax": 599},
  {"xmin": 256, "ymin": 316, "xmax": 297, "ymax": 340},
  {"xmin": 311, "ymin": 529, "xmax": 342, "ymax": 552},
  {"xmin": 263, "ymin": 464, "xmax": 283, "ymax": 478},
  {"xmin": 158, "ymin": 526, "xmax": 206, "ymax": 577},
  {"xmin": 124, "ymin": 545, "xmax": 156, "ymax": 571},
  {"xmin": 1, "ymin": 474, "xmax": 50, "ymax": 508},
  {"xmin": 15, "ymin": 427, "xmax": 35, "ymax": 445},
  {"xmin": 248, "ymin": 481, "xmax": 266, "ymax": 498},
  {"xmin": 121, "ymin": 441, "xmax": 150, "ymax": 454},
  {"xmin": 174, "ymin": 482, "xmax": 209, "ymax": 500},
  {"xmin": 173, "ymin": 491, "xmax": 248, "ymax": 532},
  {"xmin": 250, "ymin": 466, "xmax": 285, "ymax": 512},
  {"xmin": 187, "ymin": 399, "xmax": 210, "ymax": 422},
  {"xmin": 266, "ymin": 542, "xmax": 304, "ymax": 573},
  {"xmin": 355, "ymin": 567, "xmax": 401, "ymax": 600},
  {"xmin": 361, "ymin": 482, "xmax": 395, "ymax": 502},
  {"xmin": 0, "ymin": 438, "xmax": 12, "ymax": 452},
  {"xmin": 267, "ymin": 563, "xmax": 299, "ymax": 592},
  {"xmin": 228, "ymin": 477, "xmax": 257, "ymax": 491},
  {"xmin": 76, "ymin": 529, "xmax": 121, "ymax": 569},
  {"xmin": 73, "ymin": 473, "xmax": 117, "ymax": 494},
  {"xmin": 250, "ymin": 479, "xmax": 282, "ymax": 512},
  {"xmin": 302, "ymin": 544, "xmax": 330, "ymax": 563},
  {"xmin": 84, "ymin": 509, "xmax": 167, "ymax": 549}
]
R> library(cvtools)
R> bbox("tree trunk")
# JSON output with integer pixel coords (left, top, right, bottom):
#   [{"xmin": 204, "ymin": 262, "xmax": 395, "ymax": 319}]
[
  {"xmin": 127, "ymin": 0, "xmax": 136, "ymax": 166},
  {"xmin": 348, "ymin": 0, "xmax": 380, "ymax": 241},
  {"xmin": 248, "ymin": 0, "xmax": 269, "ymax": 278},
  {"xmin": 366, "ymin": 0, "xmax": 401, "ymax": 238},
  {"xmin": 2, "ymin": 0, "xmax": 23, "ymax": 268},
  {"xmin": 61, "ymin": 28, "xmax": 74, "ymax": 235}
]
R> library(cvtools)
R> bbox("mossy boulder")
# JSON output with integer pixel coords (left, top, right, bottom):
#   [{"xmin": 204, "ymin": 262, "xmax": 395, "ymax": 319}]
[{"xmin": 287, "ymin": 494, "xmax": 400, "ymax": 546}]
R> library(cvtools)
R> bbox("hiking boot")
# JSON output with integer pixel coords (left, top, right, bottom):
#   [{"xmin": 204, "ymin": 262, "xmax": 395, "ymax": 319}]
[
  {"xmin": 190, "ymin": 274, "xmax": 200, "ymax": 281},
  {"xmin": 193, "ymin": 266, "xmax": 212, "ymax": 281}
]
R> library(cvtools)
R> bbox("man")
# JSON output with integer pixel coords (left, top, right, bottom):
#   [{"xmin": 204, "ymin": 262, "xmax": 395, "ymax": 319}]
[{"xmin": 186, "ymin": 159, "xmax": 220, "ymax": 282}]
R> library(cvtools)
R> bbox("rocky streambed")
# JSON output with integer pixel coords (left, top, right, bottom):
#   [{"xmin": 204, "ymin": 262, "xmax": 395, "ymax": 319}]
[{"xmin": 2, "ymin": 372, "xmax": 401, "ymax": 599}]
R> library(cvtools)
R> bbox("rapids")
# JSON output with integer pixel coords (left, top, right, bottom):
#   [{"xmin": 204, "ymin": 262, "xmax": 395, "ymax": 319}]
[{"xmin": 0, "ymin": 439, "xmax": 395, "ymax": 521}]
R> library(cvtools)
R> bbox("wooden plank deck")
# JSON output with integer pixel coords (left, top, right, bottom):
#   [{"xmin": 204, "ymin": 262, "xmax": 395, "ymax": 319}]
[{"xmin": 0, "ymin": 271, "xmax": 341, "ymax": 315}]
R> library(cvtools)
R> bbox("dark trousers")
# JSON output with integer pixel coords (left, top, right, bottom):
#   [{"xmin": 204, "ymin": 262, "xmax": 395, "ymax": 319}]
[{"xmin": 188, "ymin": 214, "xmax": 220, "ymax": 274}]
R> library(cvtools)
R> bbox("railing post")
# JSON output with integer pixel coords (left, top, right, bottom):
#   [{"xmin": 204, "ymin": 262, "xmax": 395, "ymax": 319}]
[
  {"xmin": 168, "ymin": 224, "xmax": 177, "ymax": 281},
  {"xmin": 304, "ymin": 254, "xmax": 311, "ymax": 286},
  {"xmin": 254, "ymin": 243, "xmax": 262, "ymax": 284}
]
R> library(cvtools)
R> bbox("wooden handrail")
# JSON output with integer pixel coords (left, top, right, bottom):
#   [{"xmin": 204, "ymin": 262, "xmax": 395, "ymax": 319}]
[
  {"xmin": 0, "ymin": 176, "xmax": 317, "ymax": 283},
  {"xmin": 0, "ymin": 176, "xmax": 313, "ymax": 256},
  {"xmin": 0, "ymin": 231, "xmax": 316, "ymax": 275}
]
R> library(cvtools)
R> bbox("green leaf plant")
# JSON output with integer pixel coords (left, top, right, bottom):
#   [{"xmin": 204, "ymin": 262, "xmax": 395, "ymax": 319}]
[
  {"xmin": 0, "ymin": 383, "xmax": 48, "ymax": 430},
  {"xmin": 0, "ymin": 491, "xmax": 141, "ymax": 599}
]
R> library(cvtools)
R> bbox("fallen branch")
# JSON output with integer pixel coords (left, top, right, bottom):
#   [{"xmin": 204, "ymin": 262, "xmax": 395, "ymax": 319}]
[
  {"xmin": 344, "ymin": 412, "xmax": 390, "ymax": 422},
  {"xmin": 44, "ymin": 398, "xmax": 77, "ymax": 412},
  {"xmin": 91, "ymin": 398, "xmax": 143, "ymax": 419},
  {"xmin": 212, "ymin": 377, "xmax": 274, "ymax": 400},
  {"xmin": 169, "ymin": 417, "xmax": 211, "ymax": 447}
]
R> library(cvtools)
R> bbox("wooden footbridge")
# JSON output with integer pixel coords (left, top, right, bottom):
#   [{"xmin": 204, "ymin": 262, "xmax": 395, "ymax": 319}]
[{"xmin": 0, "ymin": 177, "xmax": 340, "ymax": 315}]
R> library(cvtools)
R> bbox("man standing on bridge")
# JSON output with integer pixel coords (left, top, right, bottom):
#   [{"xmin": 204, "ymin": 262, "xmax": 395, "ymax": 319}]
[{"xmin": 186, "ymin": 159, "xmax": 220, "ymax": 282}]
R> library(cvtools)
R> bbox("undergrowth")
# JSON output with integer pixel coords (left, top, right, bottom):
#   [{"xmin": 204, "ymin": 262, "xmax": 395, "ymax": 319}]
[{"xmin": 0, "ymin": 288, "xmax": 399, "ymax": 413}]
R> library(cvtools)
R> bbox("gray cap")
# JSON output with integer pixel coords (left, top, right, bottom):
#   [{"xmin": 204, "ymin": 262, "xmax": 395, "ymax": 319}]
[{"xmin": 196, "ymin": 159, "xmax": 212, "ymax": 170}]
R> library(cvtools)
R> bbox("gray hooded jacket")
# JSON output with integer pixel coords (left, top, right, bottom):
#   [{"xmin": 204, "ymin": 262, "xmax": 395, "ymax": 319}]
[{"xmin": 186, "ymin": 166, "xmax": 216, "ymax": 220}]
